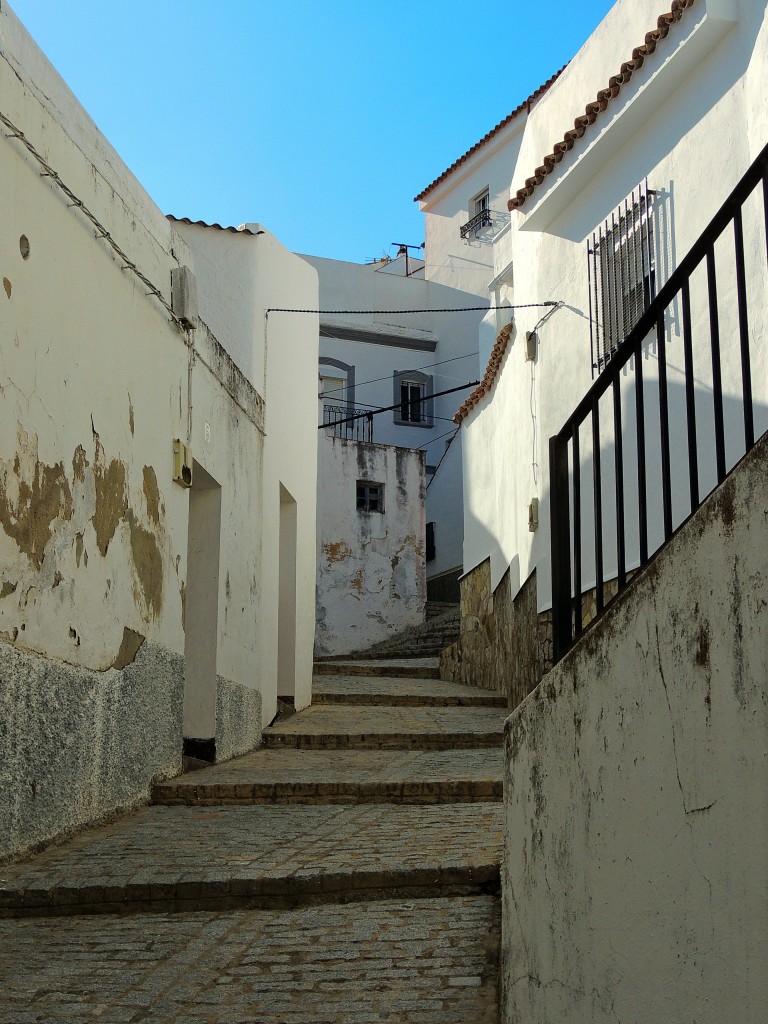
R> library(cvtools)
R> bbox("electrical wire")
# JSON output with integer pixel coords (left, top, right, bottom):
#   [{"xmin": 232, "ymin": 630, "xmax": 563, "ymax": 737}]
[
  {"xmin": 425, "ymin": 428, "xmax": 460, "ymax": 491},
  {"xmin": 320, "ymin": 394, "xmax": 459, "ymax": 426},
  {"xmin": 319, "ymin": 351, "xmax": 479, "ymax": 399},
  {"xmin": 418, "ymin": 425, "xmax": 460, "ymax": 452},
  {"xmin": 0, "ymin": 109, "xmax": 187, "ymax": 333},
  {"xmin": 317, "ymin": 381, "xmax": 479, "ymax": 430},
  {"xmin": 269, "ymin": 302, "xmax": 558, "ymax": 315}
]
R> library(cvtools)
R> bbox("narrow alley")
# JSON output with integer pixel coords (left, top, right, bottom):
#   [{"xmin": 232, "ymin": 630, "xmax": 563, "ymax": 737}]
[{"xmin": 0, "ymin": 658, "xmax": 505, "ymax": 1023}]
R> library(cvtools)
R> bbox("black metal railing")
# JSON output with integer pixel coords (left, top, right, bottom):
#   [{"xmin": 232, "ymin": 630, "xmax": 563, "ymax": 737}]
[
  {"xmin": 322, "ymin": 404, "xmax": 374, "ymax": 442},
  {"xmin": 550, "ymin": 141, "xmax": 768, "ymax": 663},
  {"xmin": 460, "ymin": 208, "xmax": 493, "ymax": 240}
]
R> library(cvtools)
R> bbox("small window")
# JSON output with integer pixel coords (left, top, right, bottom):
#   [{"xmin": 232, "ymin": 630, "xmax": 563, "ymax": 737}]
[
  {"xmin": 400, "ymin": 380, "xmax": 424, "ymax": 423},
  {"xmin": 319, "ymin": 373, "xmax": 346, "ymax": 406},
  {"xmin": 473, "ymin": 189, "xmax": 489, "ymax": 217},
  {"xmin": 357, "ymin": 481, "xmax": 384, "ymax": 513},
  {"xmin": 393, "ymin": 370, "xmax": 433, "ymax": 427},
  {"xmin": 460, "ymin": 188, "xmax": 492, "ymax": 241}
]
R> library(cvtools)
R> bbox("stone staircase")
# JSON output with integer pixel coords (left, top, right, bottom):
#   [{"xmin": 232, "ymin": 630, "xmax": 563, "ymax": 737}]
[
  {"xmin": 339, "ymin": 602, "xmax": 460, "ymax": 660},
  {"xmin": 0, "ymin": 658, "xmax": 503, "ymax": 1023}
]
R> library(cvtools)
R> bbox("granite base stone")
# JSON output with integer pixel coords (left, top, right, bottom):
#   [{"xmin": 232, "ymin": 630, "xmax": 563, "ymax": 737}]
[{"xmin": 0, "ymin": 640, "xmax": 183, "ymax": 864}]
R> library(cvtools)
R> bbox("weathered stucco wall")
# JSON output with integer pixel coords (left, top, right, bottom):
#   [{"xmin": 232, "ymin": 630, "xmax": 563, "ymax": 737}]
[
  {"xmin": 0, "ymin": 7, "xmax": 310, "ymax": 856},
  {"xmin": 502, "ymin": 434, "xmax": 768, "ymax": 1024},
  {"xmin": 315, "ymin": 436, "xmax": 426, "ymax": 656}
]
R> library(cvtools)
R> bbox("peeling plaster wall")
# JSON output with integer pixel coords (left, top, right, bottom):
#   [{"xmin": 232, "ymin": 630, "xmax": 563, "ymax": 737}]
[
  {"xmin": 502, "ymin": 435, "xmax": 768, "ymax": 1023},
  {"xmin": 0, "ymin": 7, "xmax": 290, "ymax": 855},
  {"xmin": 315, "ymin": 436, "xmax": 426, "ymax": 656}
]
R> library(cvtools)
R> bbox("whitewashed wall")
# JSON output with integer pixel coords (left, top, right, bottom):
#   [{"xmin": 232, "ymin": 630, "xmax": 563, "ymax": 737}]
[
  {"xmin": 417, "ymin": 115, "xmax": 528, "ymax": 297},
  {"xmin": 461, "ymin": 0, "xmax": 768, "ymax": 610},
  {"xmin": 172, "ymin": 222, "xmax": 319, "ymax": 723},
  {"xmin": 315, "ymin": 436, "xmax": 425, "ymax": 656}
]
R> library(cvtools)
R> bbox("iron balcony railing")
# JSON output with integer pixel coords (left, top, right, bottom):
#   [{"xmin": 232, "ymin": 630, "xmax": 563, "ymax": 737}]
[
  {"xmin": 549, "ymin": 141, "xmax": 768, "ymax": 663},
  {"xmin": 322, "ymin": 404, "xmax": 374, "ymax": 442},
  {"xmin": 460, "ymin": 207, "xmax": 493, "ymax": 240}
]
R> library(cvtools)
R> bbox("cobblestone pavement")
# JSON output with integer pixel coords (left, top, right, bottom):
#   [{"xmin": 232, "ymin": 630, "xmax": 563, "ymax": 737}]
[
  {"xmin": 1, "ymin": 658, "xmax": 503, "ymax": 1021},
  {"xmin": 0, "ymin": 896, "xmax": 500, "ymax": 1023},
  {"xmin": 312, "ymin": 674, "xmax": 505, "ymax": 706}
]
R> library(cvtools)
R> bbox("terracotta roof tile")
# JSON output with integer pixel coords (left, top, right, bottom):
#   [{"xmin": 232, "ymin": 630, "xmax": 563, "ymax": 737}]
[
  {"xmin": 414, "ymin": 68, "xmax": 566, "ymax": 203},
  {"xmin": 509, "ymin": 0, "xmax": 696, "ymax": 211},
  {"xmin": 454, "ymin": 322, "xmax": 514, "ymax": 424}
]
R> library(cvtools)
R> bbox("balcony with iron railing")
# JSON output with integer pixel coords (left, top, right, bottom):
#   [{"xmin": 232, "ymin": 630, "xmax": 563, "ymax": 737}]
[
  {"xmin": 322, "ymin": 404, "xmax": 374, "ymax": 443},
  {"xmin": 460, "ymin": 207, "xmax": 493, "ymax": 240}
]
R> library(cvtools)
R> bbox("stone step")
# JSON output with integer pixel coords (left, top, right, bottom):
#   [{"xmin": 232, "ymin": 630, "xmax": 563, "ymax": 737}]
[
  {"xmin": 0, "ymin": 803, "xmax": 502, "ymax": 918},
  {"xmin": 313, "ymin": 657, "xmax": 441, "ymax": 678},
  {"xmin": 311, "ymin": 674, "xmax": 506, "ymax": 708},
  {"xmin": 262, "ymin": 704, "xmax": 506, "ymax": 751},
  {"xmin": 152, "ymin": 749, "xmax": 503, "ymax": 806}
]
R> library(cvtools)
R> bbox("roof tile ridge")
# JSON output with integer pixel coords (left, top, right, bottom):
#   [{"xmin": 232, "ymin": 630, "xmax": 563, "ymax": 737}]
[
  {"xmin": 508, "ymin": 0, "xmax": 696, "ymax": 212},
  {"xmin": 414, "ymin": 66, "xmax": 567, "ymax": 203},
  {"xmin": 454, "ymin": 322, "xmax": 514, "ymax": 424}
]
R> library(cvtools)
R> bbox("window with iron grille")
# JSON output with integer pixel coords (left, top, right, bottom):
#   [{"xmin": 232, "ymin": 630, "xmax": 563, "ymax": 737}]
[
  {"xmin": 588, "ymin": 180, "xmax": 656, "ymax": 373},
  {"xmin": 356, "ymin": 481, "xmax": 384, "ymax": 513}
]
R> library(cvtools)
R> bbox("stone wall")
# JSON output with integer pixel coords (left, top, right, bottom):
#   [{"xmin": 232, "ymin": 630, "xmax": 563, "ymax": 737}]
[
  {"xmin": 216, "ymin": 676, "xmax": 263, "ymax": 763},
  {"xmin": 0, "ymin": 640, "xmax": 183, "ymax": 863},
  {"xmin": 440, "ymin": 562, "xmax": 551, "ymax": 708}
]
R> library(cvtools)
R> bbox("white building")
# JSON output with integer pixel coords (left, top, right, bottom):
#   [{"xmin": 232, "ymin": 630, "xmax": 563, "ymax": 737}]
[
  {"xmin": 422, "ymin": 0, "xmax": 767, "ymax": 1020},
  {"xmin": 432, "ymin": 0, "xmax": 768, "ymax": 696},
  {"xmin": 302, "ymin": 252, "xmax": 483, "ymax": 605},
  {"xmin": 0, "ymin": 4, "xmax": 318, "ymax": 861}
]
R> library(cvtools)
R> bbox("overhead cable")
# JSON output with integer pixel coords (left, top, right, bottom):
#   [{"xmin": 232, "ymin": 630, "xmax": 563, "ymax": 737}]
[{"xmin": 270, "ymin": 302, "xmax": 558, "ymax": 315}]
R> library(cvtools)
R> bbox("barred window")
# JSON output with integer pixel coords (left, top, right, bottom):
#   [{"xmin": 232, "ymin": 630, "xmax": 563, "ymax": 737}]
[
  {"xmin": 356, "ymin": 481, "xmax": 384, "ymax": 513},
  {"xmin": 588, "ymin": 180, "xmax": 656, "ymax": 373}
]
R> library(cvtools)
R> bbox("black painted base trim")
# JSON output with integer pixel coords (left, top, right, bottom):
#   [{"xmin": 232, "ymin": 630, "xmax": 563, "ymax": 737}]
[{"xmin": 183, "ymin": 736, "xmax": 216, "ymax": 764}]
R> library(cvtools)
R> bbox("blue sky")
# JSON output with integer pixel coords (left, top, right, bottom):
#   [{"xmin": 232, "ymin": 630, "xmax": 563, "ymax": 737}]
[{"xmin": 8, "ymin": 0, "xmax": 616, "ymax": 262}]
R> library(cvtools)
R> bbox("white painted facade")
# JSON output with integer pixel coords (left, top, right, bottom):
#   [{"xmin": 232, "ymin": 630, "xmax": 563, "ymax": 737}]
[
  {"xmin": 315, "ymin": 435, "xmax": 425, "ymax": 656},
  {"xmin": 453, "ymin": 0, "xmax": 768, "ymax": 610},
  {"xmin": 0, "ymin": 4, "xmax": 317, "ymax": 858},
  {"xmin": 173, "ymin": 220, "xmax": 319, "ymax": 717},
  {"xmin": 302, "ymin": 252, "xmax": 483, "ymax": 599}
]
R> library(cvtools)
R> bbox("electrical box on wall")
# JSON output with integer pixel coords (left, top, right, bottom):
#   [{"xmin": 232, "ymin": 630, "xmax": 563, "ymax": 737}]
[
  {"xmin": 525, "ymin": 331, "xmax": 538, "ymax": 362},
  {"xmin": 173, "ymin": 439, "xmax": 193, "ymax": 488},
  {"xmin": 171, "ymin": 266, "xmax": 198, "ymax": 330},
  {"xmin": 528, "ymin": 497, "xmax": 539, "ymax": 532}
]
